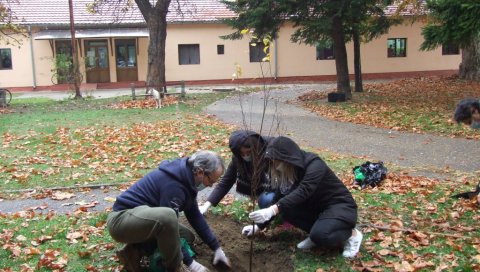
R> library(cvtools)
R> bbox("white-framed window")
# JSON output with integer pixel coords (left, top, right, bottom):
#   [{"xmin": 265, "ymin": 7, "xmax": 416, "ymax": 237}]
[
  {"xmin": 217, "ymin": 44, "xmax": 224, "ymax": 55},
  {"xmin": 316, "ymin": 42, "xmax": 335, "ymax": 60},
  {"xmin": 0, "ymin": 48, "xmax": 12, "ymax": 70},
  {"xmin": 178, "ymin": 44, "xmax": 200, "ymax": 65},
  {"xmin": 249, "ymin": 41, "xmax": 268, "ymax": 62},
  {"xmin": 442, "ymin": 42, "xmax": 459, "ymax": 55},
  {"xmin": 387, "ymin": 38, "xmax": 407, "ymax": 57}
]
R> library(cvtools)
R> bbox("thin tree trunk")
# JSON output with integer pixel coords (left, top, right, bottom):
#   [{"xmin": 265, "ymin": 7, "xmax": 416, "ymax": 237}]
[
  {"xmin": 331, "ymin": 15, "xmax": 352, "ymax": 99},
  {"xmin": 353, "ymin": 27, "xmax": 363, "ymax": 92},
  {"xmin": 459, "ymin": 35, "xmax": 480, "ymax": 81}
]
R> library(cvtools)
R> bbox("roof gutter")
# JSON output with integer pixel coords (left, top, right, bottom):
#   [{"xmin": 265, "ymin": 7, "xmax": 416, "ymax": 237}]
[
  {"xmin": 274, "ymin": 37, "xmax": 278, "ymax": 79},
  {"xmin": 28, "ymin": 26, "xmax": 37, "ymax": 89}
]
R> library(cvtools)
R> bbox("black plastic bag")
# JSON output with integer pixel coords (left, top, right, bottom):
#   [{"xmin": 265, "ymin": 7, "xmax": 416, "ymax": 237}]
[{"xmin": 352, "ymin": 161, "xmax": 387, "ymax": 189}]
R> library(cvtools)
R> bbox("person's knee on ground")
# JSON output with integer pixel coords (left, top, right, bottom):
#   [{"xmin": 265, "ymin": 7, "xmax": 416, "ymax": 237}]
[{"xmin": 309, "ymin": 230, "xmax": 344, "ymax": 249}]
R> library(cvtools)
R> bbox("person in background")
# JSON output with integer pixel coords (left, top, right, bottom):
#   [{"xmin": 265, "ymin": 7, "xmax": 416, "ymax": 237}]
[
  {"xmin": 454, "ymin": 98, "xmax": 480, "ymax": 129},
  {"xmin": 107, "ymin": 150, "xmax": 231, "ymax": 272},
  {"xmin": 243, "ymin": 136, "xmax": 362, "ymax": 258},
  {"xmin": 199, "ymin": 130, "xmax": 274, "ymax": 215}
]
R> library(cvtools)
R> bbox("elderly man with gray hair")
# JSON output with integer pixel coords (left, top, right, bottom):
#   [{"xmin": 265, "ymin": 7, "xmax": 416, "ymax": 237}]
[{"xmin": 107, "ymin": 150, "xmax": 230, "ymax": 272}]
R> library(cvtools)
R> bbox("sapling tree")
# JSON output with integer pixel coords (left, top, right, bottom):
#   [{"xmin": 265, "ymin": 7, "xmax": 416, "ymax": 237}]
[{"xmin": 230, "ymin": 32, "xmax": 285, "ymax": 272}]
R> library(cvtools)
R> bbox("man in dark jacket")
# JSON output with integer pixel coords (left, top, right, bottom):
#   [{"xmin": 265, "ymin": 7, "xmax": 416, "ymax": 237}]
[
  {"xmin": 243, "ymin": 136, "xmax": 363, "ymax": 258},
  {"xmin": 107, "ymin": 150, "xmax": 231, "ymax": 272},
  {"xmin": 199, "ymin": 130, "xmax": 274, "ymax": 214}
]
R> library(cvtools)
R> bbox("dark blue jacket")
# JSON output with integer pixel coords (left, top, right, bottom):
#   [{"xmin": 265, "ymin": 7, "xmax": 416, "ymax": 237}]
[{"xmin": 113, "ymin": 158, "xmax": 220, "ymax": 262}]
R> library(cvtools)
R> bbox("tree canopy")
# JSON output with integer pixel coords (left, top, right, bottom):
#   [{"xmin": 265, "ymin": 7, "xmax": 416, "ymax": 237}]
[
  {"xmin": 421, "ymin": 0, "xmax": 480, "ymax": 50},
  {"xmin": 222, "ymin": 0, "xmax": 399, "ymax": 96},
  {"xmin": 421, "ymin": 0, "xmax": 480, "ymax": 81}
]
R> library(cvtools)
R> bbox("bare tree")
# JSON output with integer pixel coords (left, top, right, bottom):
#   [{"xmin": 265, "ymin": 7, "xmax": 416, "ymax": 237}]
[{"xmin": 0, "ymin": 0, "xmax": 27, "ymax": 45}]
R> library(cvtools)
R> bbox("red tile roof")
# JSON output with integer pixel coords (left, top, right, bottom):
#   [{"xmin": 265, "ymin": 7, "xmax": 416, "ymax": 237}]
[
  {"xmin": 9, "ymin": 0, "xmax": 236, "ymax": 26},
  {"xmin": 8, "ymin": 0, "xmax": 426, "ymax": 27}
]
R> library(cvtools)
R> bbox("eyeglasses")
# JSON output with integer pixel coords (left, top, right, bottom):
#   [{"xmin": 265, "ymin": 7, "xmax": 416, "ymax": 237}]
[{"xmin": 202, "ymin": 171, "xmax": 215, "ymax": 185}]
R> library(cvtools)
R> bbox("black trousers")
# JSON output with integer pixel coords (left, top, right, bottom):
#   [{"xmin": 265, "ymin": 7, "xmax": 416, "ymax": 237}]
[{"xmin": 283, "ymin": 206, "xmax": 354, "ymax": 249}]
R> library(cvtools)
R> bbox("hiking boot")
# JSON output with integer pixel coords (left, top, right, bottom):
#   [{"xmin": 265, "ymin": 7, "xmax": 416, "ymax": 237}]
[
  {"xmin": 342, "ymin": 229, "xmax": 363, "ymax": 258},
  {"xmin": 116, "ymin": 244, "xmax": 143, "ymax": 272},
  {"xmin": 296, "ymin": 237, "xmax": 316, "ymax": 250}
]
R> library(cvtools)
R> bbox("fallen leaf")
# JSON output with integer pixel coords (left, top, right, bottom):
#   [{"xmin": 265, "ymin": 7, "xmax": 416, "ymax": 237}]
[{"xmin": 51, "ymin": 191, "xmax": 75, "ymax": 200}]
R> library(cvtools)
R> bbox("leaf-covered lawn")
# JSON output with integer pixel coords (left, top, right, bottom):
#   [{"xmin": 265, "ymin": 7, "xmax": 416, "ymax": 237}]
[
  {"xmin": 0, "ymin": 94, "xmax": 233, "ymax": 192},
  {"xmin": 0, "ymin": 90, "xmax": 479, "ymax": 271},
  {"xmin": 298, "ymin": 76, "xmax": 480, "ymax": 139}
]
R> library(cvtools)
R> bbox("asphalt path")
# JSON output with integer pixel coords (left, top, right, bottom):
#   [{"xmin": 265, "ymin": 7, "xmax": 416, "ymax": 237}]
[{"xmin": 206, "ymin": 84, "xmax": 480, "ymax": 173}]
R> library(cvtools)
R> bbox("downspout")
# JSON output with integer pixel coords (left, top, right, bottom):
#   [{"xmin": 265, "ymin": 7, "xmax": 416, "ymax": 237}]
[
  {"xmin": 28, "ymin": 26, "xmax": 37, "ymax": 89},
  {"xmin": 274, "ymin": 37, "xmax": 278, "ymax": 79}
]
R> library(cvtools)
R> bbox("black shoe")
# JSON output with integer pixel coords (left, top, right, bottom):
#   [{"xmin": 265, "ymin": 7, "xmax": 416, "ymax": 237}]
[{"xmin": 116, "ymin": 244, "xmax": 144, "ymax": 272}]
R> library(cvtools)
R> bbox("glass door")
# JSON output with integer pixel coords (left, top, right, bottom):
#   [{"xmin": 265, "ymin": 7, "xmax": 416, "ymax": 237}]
[
  {"xmin": 85, "ymin": 40, "xmax": 110, "ymax": 83},
  {"xmin": 115, "ymin": 39, "xmax": 138, "ymax": 82}
]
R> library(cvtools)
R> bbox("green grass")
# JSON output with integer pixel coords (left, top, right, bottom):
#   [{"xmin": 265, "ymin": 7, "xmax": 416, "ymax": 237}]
[
  {"xmin": 0, "ymin": 212, "xmax": 117, "ymax": 271},
  {"xmin": 1, "ymin": 91, "xmax": 480, "ymax": 271},
  {"xmin": 0, "ymin": 93, "xmax": 233, "ymax": 191}
]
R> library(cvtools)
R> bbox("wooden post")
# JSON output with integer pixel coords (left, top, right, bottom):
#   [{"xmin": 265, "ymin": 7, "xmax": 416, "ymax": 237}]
[
  {"xmin": 131, "ymin": 83, "xmax": 136, "ymax": 100},
  {"xmin": 181, "ymin": 80, "xmax": 185, "ymax": 98},
  {"xmin": 0, "ymin": 89, "xmax": 6, "ymax": 107}
]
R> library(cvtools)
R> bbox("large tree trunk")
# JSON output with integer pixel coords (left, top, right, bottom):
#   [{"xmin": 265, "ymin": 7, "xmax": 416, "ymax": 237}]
[
  {"xmin": 353, "ymin": 26, "xmax": 363, "ymax": 93},
  {"xmin": 136, "ymin": 0, "xmax": 171, "ymax": 90},
  {"xmin": 459, "ymin": 35, "xmax": 480, "ymax": 81},
  {"xmin": 331, "ymin": 15, "xmax": 352, "ymax": 99}
]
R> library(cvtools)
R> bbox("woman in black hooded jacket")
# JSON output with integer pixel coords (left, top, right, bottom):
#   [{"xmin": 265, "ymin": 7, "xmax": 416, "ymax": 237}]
[
  {"xmin": 244, "ymin": 136, "xmax": 363, "ymax": 258},
  {"xmin": 199, "ymin": 130, "xmax": 274, "ymax": 214}
]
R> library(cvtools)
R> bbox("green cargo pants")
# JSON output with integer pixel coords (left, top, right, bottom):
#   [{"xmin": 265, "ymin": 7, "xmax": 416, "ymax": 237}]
[{"xmin": 107, "ymin": 205, "xmax": 195, "ymax": 271}]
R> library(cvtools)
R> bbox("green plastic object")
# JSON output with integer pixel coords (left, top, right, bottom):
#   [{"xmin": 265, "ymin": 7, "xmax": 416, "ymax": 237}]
[
  {"xmin": 354, "ymin": 168, "xmax": 365, "ymax": 182},
  {"xmin": 181, "ymin": 238, "xmax": 195, "ymax": 258},
  {"xmin": 148, "ymin": 238, "xmax": 195, "ymax": 272},
  {"xmin": 149, "ymin": 250, "xmax": 166, "ymax": 272}
]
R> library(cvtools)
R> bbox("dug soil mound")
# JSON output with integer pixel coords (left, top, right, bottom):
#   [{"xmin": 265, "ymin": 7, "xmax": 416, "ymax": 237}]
[{"xmin": 187, "ymin": 214, "xmax": 297, "ymax": 272}]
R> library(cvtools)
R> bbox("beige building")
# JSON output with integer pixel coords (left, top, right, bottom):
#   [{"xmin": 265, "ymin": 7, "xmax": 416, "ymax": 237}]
[{"xmin": 0, "ymin": 0, "xmax": 460, "ymax": 91}]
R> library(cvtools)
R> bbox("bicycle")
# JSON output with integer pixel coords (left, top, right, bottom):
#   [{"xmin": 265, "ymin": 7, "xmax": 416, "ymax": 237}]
[
  {"xmin": 51, "ymin": 70, "xmax": 83, "ymax": 85},
  {"xmin": 0, "ymin": 88, "xmax": 12, "ymax": 107}
]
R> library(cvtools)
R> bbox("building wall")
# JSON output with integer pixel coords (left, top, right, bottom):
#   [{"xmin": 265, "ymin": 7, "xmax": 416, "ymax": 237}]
[
  {"xmin": 275, "ymin": 20, "xmax": 460, "ymax": 77},
  {"xmin": 0, "ymin": 20, "xmax": 461, "ymax": 89},
  {"xmin": 358, "ymin": 20, "xmax": 460, "ymax": 73},
  {"xmin": 0, "ymin": 34, "xmax": 36, "ymax": 88},
  {"xmin": 165, "ymin": 23, "xmax": 275, "ymax": 82}
]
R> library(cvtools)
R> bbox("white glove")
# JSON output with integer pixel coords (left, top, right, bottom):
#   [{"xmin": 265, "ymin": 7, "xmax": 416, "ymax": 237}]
[
  {"xmin": 212, "ymin": 247, "xmax": 231, "ymax": 268},
  {"xmin": 188, "ymin": 260, "xmax": 209, "ymax": 272},
  {"xmin": 199, "ymin": 201, "xmax": 212, "ymax": 215},
  {"xmin": 242, "ymin": 224, "xmax": 261, "ymax": 236},
  {"xmin": 248, "ymin": 205, "xmax": 277, "ymax": 224}
]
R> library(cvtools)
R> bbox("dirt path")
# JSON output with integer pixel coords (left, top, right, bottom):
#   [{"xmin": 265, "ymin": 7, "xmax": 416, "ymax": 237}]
[{"xmin": 205, "ymin": 84, "xmax": 480, "ymax": 174}]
